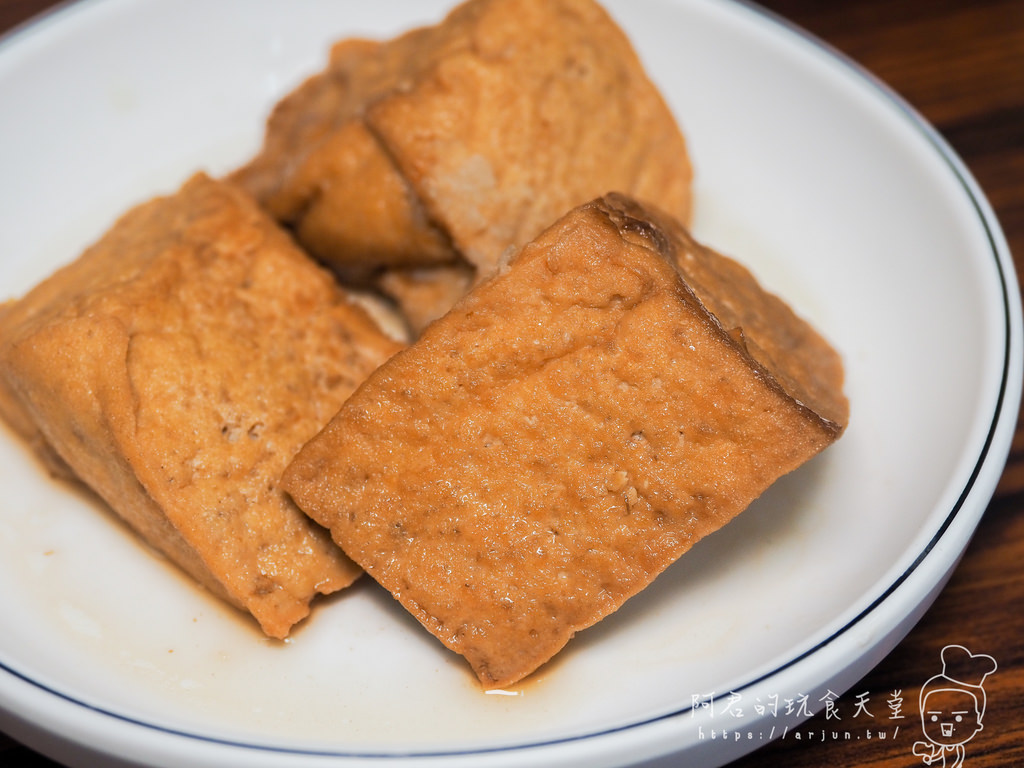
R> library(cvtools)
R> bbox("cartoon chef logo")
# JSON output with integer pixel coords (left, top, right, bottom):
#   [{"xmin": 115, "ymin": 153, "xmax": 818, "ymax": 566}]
[{"xmin": 912, "ymin": 644, "xmax": 997, "ymax": 767}]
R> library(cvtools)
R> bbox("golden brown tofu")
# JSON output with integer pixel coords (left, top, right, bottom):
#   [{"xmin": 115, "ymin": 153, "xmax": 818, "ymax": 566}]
[
  {"xmin": 282, "ymin": 194, "xmax": 847, "ymax": 688},
  {"xmin": 0, "ymin": 173, "xmax": 402, "ymax": 639},
  {"xmin": 232, "ymin": 0, "xmax": 692, "ymax": 293},
  {"xmin": 229, "ymin": 33, "xmax": 460, "ymax": 274},
  {"xmin": 252, "ymin": 119, "xmax": 458, "ymax": 277},
  {"xmin": 0, "ymin": 302, "xmax": 78, "ymax": 481},
  {"xmin": 375, "ymin": 261, "xmax": 477, "ymax": 338}
]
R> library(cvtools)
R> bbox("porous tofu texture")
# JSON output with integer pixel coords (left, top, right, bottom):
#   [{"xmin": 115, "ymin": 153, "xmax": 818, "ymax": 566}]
[
  {"xmin": 283, "ymin": 193, "xmax": 847, "ymax": 687},
  {"xmin": 0, "ymin": 173, "xmax": 402, "ymax": 638},
  {"xmin": 232, "ymin": 0, "xmax": 692, "ymax": 284}
]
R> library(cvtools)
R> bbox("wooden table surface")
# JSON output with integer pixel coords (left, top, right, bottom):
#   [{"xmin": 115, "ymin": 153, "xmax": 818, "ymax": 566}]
[{"xmin": 1, "ymin": 1, "xmax": 1022, "ymax": 766}]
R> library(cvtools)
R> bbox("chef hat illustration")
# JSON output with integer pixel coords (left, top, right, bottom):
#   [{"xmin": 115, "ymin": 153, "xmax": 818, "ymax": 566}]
[{"xmin": 919, "ymin": 644, "xmax": 998, "ymax": 721}]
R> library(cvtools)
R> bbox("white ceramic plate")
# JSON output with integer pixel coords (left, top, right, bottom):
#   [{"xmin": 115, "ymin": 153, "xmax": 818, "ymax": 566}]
[{"xmin": 0, "ymin": 1, "xmax": 1020, "ymax": 766}]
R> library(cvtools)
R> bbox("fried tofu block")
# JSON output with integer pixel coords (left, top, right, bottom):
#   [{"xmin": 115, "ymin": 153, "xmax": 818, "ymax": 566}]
[
  {"xmin": 375, "ymin": 261, "xmax": 476, "ymax": 337},
  {"xmin": 232, "ymin": 0, "xmax": 692, "ymax": 290},
  {"xmin": 229, "ymin": 34, "xmax": 460, "ymax": 274},
  {"xmin": 365, "ymin": 0, "xmax": 693, "ymax": 277},
  {"xmin": 249, "ymin": 119, "xmax": 458, "ymax": 277},
  {"xmin": 0, "ymin": 173, "xmax": 402, "ymax": 639},
  {"xmin": 282, "ymin": 194, "xmax": 847, "ymax": 687}
]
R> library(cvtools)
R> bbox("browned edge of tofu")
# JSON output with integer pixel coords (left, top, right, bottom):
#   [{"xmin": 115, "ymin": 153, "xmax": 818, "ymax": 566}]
[{"xmin": 600, "ymin": 192, "xmax": 848, "ymax": 433}]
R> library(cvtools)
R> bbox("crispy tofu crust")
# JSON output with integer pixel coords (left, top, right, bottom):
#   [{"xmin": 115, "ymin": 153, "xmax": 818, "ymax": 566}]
[
  {"xmin": 232, "ymin": 0, "xmax": 692, "ymax": 294},
  {"xmin": 282, "ymin": 194, "xmax": 847, "ymax": 687},
  {"xmin": 0, "ymin": 173, "xmax": 402, "ymax": 638}
]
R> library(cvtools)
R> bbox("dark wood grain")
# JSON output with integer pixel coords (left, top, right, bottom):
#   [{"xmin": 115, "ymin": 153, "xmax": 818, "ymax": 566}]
[
  {"xmin": 1, "ymin": 1, "xmax": 1022, "ymax": 766},
  {"xmin": 0, "ymin": 0, "xmax": 58, "ymax": 37}
]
